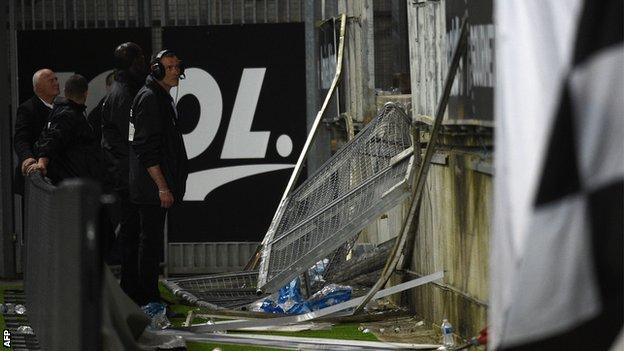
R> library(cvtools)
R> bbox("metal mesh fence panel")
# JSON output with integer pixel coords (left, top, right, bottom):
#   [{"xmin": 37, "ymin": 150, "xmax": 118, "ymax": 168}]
[
  {"xmin": 24, "ymin": 174, "xmax": 102, "ymax": 351},
  {"xmin": 258, "ymin": 103, "xmax": 413, "ymax": 293},
  {"xmin": 23, "ymin": 173, "xmax": 56, "ymax": 349},
  {"xmin": 163, "ymin": 271, "xmax": 260, "ymax": 309}
]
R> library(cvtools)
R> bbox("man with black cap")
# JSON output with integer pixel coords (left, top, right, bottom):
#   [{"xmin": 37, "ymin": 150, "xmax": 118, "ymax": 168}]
[
  {"xmin": 31, "ymin": 74, "xmax": 115, "ymax": 264},
  {"xmin": 100, "ymin": 42, "xmax": 148, "ymax": 304},
  {"xmin": 30, "ymin": 74, "xmax": 103, "ymax": 183},
  {"xmin": 129, "ymin": 50, "xmax": 188, "ymax": 306}
]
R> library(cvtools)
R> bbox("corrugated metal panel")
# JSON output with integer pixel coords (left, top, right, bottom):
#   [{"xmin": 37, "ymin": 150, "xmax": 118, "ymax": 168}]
[
  {"xmin": 168, "ymin": 242, "xmax": 260, "ymax": 274},
  {"xmin": 407, "ymin": 0, "xmax": 446, "ymax": 120},
  {"xmin": 11, "ymin": 0, "xmax": 303, "ymax": 30},
  {"xmin": 12, "ymin": 0, "xmax": 141, "ymax": 29},
  {"xmin": 407, "ymin": 0, "xmax": 494, "ymax": 125},
  {"xmin": 372, "ymin": 0, "xmax": 409, "ymax": 91},
  {"xmin": 158, "ymin": 0, "xmax": 302, "ymax": 26},
  {"xmin": 338, "ymin": 0, "xmax": 376, "ymax": 123}
]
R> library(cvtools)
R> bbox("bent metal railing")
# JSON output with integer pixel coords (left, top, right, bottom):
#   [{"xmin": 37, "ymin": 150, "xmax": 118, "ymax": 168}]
[{"xmin": 257, "ymin": 102, "xmax": 414, "ymax": 293}]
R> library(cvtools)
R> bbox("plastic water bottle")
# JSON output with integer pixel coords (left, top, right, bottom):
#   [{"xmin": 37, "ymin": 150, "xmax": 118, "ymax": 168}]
[{"xmin": 441, "ymin": 319, "xmax": 455, "ymax": 348}]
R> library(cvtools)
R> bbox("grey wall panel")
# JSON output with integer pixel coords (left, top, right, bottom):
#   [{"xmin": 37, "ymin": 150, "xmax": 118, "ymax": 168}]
[{"xmin": 168, "ymin": 242, "xmax": 260, "ymax": 274}]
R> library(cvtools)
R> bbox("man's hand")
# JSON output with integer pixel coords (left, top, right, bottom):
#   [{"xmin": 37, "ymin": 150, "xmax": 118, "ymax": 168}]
[
  {"xmin": 27, "ymin": 157, "xmax": 49, "ymax": 176},
  {"xmin": 158, "ymin": 189, "xmax": 174, "ymax": 208},
  {"xmin": 147, "ymin": 165, "xmax": 174, "ymax": 208},
  {"xmin": 21, "ymin": 158, "xmax": 36, "ymax": 175}
]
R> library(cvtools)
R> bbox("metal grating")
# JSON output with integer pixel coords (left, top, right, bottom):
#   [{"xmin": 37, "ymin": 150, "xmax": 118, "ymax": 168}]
[
  {"xmin": 257, "ymin": 103, "xmax": 414, "ymax": 293},
  {"xmin": 23, "ymin": 174, "xmax": 102, "ymax": 350},
  {"xmin": 23, "ymin": 173, "xmax": 56, "ymax": 346},
  {"xmin": 163, "ymin": 271, "xmax": 260, "ymax": 309}
]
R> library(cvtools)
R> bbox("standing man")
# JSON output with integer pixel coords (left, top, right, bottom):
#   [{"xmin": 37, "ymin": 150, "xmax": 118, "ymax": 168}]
[
  {"xmin": 100, "ymin": 42, "xmax": 147, "ymax": 303},
  {"xmin": 87, "ymin": 71, "xmax": 115, "ymax": 144},
  {"xmin": 13, "ymin": 68, "xmax": 59, "ymax": 194},
  {"xmin": 31, "ymin": 75, "xmax": 116, "ymax": 260},
  {"xmin": 129, "ymin": 50, "xmax": 188, "ymax": 306},
  {"xmin": 31, "ymin": 74, "xmax": 104, "ymax": 184}
]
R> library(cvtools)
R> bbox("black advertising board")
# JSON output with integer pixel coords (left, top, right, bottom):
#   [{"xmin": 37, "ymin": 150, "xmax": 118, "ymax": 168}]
[
  {"xmin": 162, "ymin": 23, "xmax": 306, "ymax": 242},
  {"xmin": 445, "ymin": 0, "xmax": 494, "ymax": 122},
  {"xmin": 17, "ymin": 28, "xmax": 152, "ymax": 115}
]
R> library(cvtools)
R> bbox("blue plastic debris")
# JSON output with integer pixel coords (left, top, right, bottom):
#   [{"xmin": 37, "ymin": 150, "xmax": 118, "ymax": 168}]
[
  {"xmin": 141, "ymin": 302, "xmax": 171, "ymax": 330},
  {"xmin": 308, "ymin": 258, "xmax": 330, "ymax": 283},
  {"xmin": 306, "ymin": 284, "xmax": 352, "ymax": 311},
  {"xmin": 259, "ymin": 299, "xmax": 285, "ymax": 314},
  {"xmin": 260, "ymin": 279, "xmax": 352, "ymax": 315},
  {"xmin": 277, "ymin": 277, "xmax": 304, "ymax": 307}
]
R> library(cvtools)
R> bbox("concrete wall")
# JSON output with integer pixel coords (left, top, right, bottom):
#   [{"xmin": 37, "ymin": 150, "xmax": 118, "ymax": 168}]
[
  {"xmin": 358, "ymin": 111, "xmax": 492, "ymax": 339},
  {"xmin": 364, "ymin": 0, "xmax": 494, "ymax": 340},
  {"xmin": 407, "ymin": 148, "xmax": 491, "ymax": 339}
]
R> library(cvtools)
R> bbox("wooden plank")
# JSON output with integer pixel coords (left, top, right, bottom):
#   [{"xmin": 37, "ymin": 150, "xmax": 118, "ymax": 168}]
[{"xmin": 407, "ymin": 0, "xmax": 418, "ymax": 122}]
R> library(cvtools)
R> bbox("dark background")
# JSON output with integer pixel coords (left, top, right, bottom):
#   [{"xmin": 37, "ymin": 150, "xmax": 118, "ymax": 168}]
[
  {"xmin": 445, "ymin": 0, "xmax": 493, "ymax": 121},
  {"xmin": 17, "ymin": 28, "xmax": 152, "ymax": 104},
  {"xmin": 163, "ymin": 23, "xmax": 307, "ymax": 242}
]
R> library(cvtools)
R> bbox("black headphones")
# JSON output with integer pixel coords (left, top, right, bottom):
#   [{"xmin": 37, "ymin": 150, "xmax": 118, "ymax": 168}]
[{"xmin": 150, "ymin": 49, "xmax": 185, "ymax": 80}]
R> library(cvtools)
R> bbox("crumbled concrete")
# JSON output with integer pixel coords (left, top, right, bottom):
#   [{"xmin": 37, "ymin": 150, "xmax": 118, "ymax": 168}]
[{"xmin": 360, "ymin": 316, "xmax": 440, "ymax": 345}]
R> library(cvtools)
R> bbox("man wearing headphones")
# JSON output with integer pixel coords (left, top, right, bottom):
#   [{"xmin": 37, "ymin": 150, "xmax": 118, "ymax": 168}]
[
  {"xmin": 100, "ymin": 42, "xmax": 148, "ymax": 303},
  {"xmin": 128, "ymin": 50, "xmax": 188, "ymax": 306}
]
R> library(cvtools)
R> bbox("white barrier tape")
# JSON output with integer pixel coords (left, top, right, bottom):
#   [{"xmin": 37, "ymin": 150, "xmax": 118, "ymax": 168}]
[{"xmin": 157, "ymin": 331, "xmax": 441, "ymax": 350}]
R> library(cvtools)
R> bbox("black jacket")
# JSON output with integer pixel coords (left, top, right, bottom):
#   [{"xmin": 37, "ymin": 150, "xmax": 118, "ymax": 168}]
[
  {"xmin": 13, "ymin": 95, "xmax": 52, "ymax": 194},
  {"xmin": 129, "ymin": 76, "xmax": 188, "ymax": 205},
  {"xmin": 101, "ymin": 71, "xmax": 143, "ymax": 193},
  {"xmin": 86, "ymin": 96, "xmax": 105, "ymax": 146},
  {"xmin": 35, "ymin": 99, "xmax": 107, "ymax": 186}
]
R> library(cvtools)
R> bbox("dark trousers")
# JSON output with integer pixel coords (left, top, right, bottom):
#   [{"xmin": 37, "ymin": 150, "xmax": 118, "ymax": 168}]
[
  {"xmin": 135, "ymin": 204, "xmax": 166, "ymax": 305},
  {"xmin": 117, "ymin": 195, "xmax": 143, "ymax": 304},
  {"xmin": 99, "ymin": 207, "xmax": 116, "ymax": 263}
]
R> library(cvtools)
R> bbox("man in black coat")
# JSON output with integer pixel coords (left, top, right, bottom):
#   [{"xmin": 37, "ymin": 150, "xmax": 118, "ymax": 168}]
[
  {"xmin": 86, "ymin": 71, "xmax": 114, "ymax": 143},
  {"xmin": 31, "ymin": 74, "xmax": 116, "ymax": 262},
  {"xmin": 101, "ymin": 42, "xmax": 148, "ymax": 304},
  {"xmin": 129, "ymin": 50, "xmax": 188, "ymax": 306},
  {"xmin": 13, "ymin": 68, "xmax": 59, "ymax": 194},
  {"xmin": 102, "ymin": 42, "xmax": 147, "ymax": 194},
  {"xmin": 31, "ymin": 74, "xmax": 105, "ymax": 184}
]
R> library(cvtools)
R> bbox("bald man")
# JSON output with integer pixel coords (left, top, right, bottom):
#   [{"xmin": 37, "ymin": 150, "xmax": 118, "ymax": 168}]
[{"xmin": 13, "ymin": 68, "xmax": 59, "ymax": 194}]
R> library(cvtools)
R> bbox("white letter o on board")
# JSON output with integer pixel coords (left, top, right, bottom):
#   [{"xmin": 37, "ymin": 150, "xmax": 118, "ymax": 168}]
[{"xmin": 171, "ymin": 67, "xmax": 223, "ymax": 160}]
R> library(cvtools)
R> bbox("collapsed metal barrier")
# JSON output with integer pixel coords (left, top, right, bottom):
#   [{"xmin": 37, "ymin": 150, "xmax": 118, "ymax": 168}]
[
  {"xmin": 161, "ymin": 13, "xmax": 417, "ymax": 309},
  {"xmin": 162, "ymin": 271, "xmax": 259, "ymax": 309},
  {"xmin": 258, "ymin": 103, "xmax": 414, "ymax": 293},
  {"xmin": 162, "ymin": 102, "xmax": 414, "ymax": 308},
  {"xmin": 171, "ymin": 271, "xmax": 444, "ymax": 333}
]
